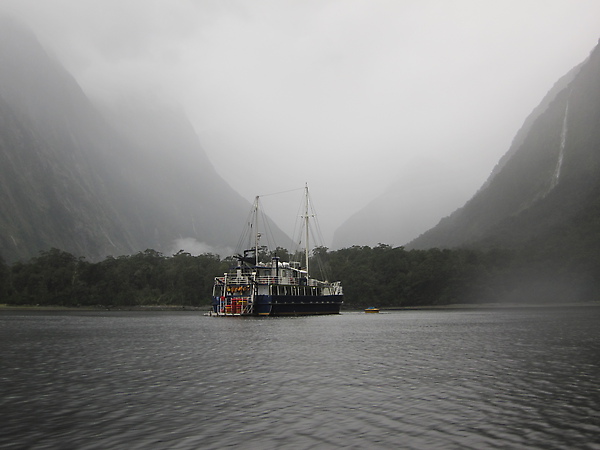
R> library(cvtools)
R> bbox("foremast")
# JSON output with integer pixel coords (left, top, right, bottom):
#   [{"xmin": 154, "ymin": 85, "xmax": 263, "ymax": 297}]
[{"xmin": 252, "ymin": 195, "xmax": 260, "ymax": 267}]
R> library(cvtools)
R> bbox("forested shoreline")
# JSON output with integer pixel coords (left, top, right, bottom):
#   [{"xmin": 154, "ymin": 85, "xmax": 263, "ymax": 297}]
[{"xmin": 1, "ymin": 244, "xmax": 598, "ymax": 309}]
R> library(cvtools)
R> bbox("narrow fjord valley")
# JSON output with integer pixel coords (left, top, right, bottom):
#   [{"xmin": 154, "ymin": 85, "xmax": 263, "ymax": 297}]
[
  {"xmin": 1, "ymin": 16, "xmax": 600, "ymax": 308},
  {"xmin": 0, "ymin": 17, "xmax": 289, "ymax": 264},
  {"xmin": 2, "ymin": 5, "xmax": 600, "ymax": 450}
]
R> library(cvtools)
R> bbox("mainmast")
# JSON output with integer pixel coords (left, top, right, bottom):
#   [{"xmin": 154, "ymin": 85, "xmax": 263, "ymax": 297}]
[{"xmin": 303, "ymin": 184, "xmax": 310, "ymax": 276}]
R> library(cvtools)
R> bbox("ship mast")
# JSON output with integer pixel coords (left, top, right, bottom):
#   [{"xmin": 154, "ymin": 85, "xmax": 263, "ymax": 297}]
[
  {"xmin": 303, "ymin": 184, "xmax": 310, "ymax": 276},
  {"xmin": 253, "ymin": 196, "xmax": 260, "ymax": 266}
]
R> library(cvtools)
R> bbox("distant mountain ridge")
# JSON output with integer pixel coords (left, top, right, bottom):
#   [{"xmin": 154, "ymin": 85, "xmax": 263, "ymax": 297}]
[
  {"xmin": 408, "ymin": 39, "xmax": 600, "ymax": 251},
  {"xmin": 331, "ymin": 158, "xmax": 475, "ymax": 249},
  {"xmin": 0, "ymin": 17, "xmax": 290, "ymax": 262}
]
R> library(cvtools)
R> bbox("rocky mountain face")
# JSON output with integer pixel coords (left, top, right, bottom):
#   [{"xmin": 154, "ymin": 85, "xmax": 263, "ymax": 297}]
[
  {"xmin": 332, "ymin": 46, "xmax": 590, "ymax": 251},
  {"xmin": 408, "ymin": 39, "xmax": 600, "ymax": 252},
  {"xmin": 0, "ymin": 17, "xmax": 289, "ymax": 262}
]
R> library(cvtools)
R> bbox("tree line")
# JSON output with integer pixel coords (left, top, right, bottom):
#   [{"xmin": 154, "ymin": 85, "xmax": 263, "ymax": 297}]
[
  {"xmin": 0, "ymin": 248, "xmax": 226, "ymax": 308},
  {"xmin": 1, "ymin": 243, "xmax": 598, "ymax": 309}
]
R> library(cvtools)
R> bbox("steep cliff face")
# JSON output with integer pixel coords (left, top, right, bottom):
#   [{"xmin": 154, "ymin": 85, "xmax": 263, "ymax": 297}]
[
  {"xmin": 0, "ymin": 18, "xmax": 141, "ymax": 260},
  {"xmin": 407, "ymin": 40, "xmax": 600, "ymax": 251},
  {"xmin": 332, "ymin": 44, "xmax": 588, "ymax": 251},
  {"xmin": 0, "ymin": 18, "xmax": 290, "ymax": 262}
]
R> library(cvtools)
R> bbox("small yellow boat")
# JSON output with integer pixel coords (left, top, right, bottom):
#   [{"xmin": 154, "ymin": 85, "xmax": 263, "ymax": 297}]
[{"xmin": 364, "ymin": 307, "xmax": 380, "ymax": 313}]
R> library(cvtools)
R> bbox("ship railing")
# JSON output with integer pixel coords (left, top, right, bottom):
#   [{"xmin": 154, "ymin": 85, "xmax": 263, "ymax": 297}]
[
  {"xmin": 256, "ymin": 276, "xmax": 298, "ymax": 285},
  {"xmin": 309, "ymin": 279, "xmax": 343, "ymax": 294},
  {"xmin": 215, "ymin": 275, "xmax": 255, "ymax": 285},
  {"xmin": 227, "ymin": 276, "xmax": 252, "ymax": 285},
  {"xmin": 321, "ymin": 284, "xmax": 343, "ymax": 296},
  {"xmin": 217, "ymin": 295, "xmax": 253, "ymax": 315}
]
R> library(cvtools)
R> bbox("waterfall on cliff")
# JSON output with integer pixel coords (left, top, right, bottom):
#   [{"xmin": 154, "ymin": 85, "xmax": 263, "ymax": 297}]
[{"xmin": 552, "ymin": 100, "xmax": 569, "ymax": 187}]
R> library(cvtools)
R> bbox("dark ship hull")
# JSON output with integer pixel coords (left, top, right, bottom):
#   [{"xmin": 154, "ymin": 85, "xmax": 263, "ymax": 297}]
[
  {"xmin": 212, "ymin": 293, "xmax": 343, "ymax": 316},
  {"xmin": 262, "ymin": 295, "xmax": 343, "ymax": 315}
]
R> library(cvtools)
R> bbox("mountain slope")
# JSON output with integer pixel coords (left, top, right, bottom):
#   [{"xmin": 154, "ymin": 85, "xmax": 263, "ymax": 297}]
[
  {"xmin": 407, "ymin": 40, "xmax": 600, "ymax": 251},
  {"xmin": 332, "ymin": 48, "xmax": 585, "ymax": 251},
  {"xmin": 0, "ymin": 17, "xmax": 143, "ymax": 260},
  {"xmin": 0, "ymin": 17, "xmax": 290, "ymax": 262},
  {"xmin": 332, "ymin": 158, "xmax": 475, "ymax": 248}
]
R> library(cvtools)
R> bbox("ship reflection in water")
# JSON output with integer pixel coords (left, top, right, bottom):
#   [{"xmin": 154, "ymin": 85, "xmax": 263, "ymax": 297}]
[{"xmin": 1, "ymin": 307, "xmax": 599, "ymax": 449}]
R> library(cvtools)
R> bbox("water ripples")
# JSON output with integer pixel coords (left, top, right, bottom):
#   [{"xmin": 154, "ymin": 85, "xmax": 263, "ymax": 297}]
[{"xmin": 1, "ymin": 308, "xmax": 600, "ymax": 449}]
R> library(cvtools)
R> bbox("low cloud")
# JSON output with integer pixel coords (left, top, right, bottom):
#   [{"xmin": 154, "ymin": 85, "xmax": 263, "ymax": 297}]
[
  {"xmin": 2, "ymin": 1, "xmax": 600, "ymax": 245},
  {"xmin": 169, "ymin": 238, "xmax": 232, "ymax": 258}
]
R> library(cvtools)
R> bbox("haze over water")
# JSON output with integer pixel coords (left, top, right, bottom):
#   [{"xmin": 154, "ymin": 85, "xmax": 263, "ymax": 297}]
[{"xmin": 1, "ymin": 307, "xmax": 599, "ymax": 449}]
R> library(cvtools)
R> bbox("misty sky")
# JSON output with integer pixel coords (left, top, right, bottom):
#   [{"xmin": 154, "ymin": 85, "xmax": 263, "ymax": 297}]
[{"xmin": 1, "ymin": 0, "xmax": 600, "ymax": 245}]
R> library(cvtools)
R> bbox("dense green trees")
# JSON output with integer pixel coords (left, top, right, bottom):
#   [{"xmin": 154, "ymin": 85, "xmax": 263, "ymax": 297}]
[
  {"xmin": 318, "ymin": 245, "xmax": 490, "ymax": 307},
  {"xmin": 2, "ymin": 248, "xmax": 226, "ymax": 308},
  {"xmin": 0, "ymin": 254, "xmax": 9, "ymax": 300},
  {"xmin": 2, "ymin": 243, "xmax": 598, "ymax": 308}
]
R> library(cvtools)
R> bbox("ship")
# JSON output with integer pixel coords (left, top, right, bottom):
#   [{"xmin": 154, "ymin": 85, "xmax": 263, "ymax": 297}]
[{"xmin": 211, "ymin": 185, "xmax": 343, "ymax": 316}]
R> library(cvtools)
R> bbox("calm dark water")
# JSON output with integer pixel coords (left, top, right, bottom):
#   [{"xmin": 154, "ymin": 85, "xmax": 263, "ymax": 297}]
[{"xmin": 1, "ymin": 307, "xmax": 599, "ymax": 449}]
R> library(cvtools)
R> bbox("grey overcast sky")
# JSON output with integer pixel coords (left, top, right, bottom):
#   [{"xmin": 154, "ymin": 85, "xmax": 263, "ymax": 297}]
[{"xmin": 1, "ymin": 0, "xmax": 600, "ymax": 244}]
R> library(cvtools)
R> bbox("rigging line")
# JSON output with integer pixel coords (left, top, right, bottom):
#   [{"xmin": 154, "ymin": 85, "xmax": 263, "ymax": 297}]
[
  {"xmin": 256, "ymin": 187, "xmax": 304, "ymax": 198},
  {"xmin": 236, "ymin": 202, "xmax": 257, "ymax": 253},
  {"xmin": 307, "ymin": 191, "xmax": 327, "ymax": 248},
  {"xmin": 291, "ymin": 189, "xmax": 305, "ymax": 251},
  {"xmin": 259, "ymin": 204, "xmax": 277, "ymax": 251}
]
